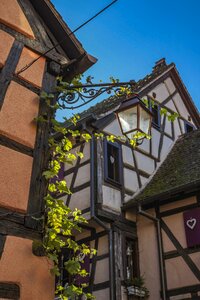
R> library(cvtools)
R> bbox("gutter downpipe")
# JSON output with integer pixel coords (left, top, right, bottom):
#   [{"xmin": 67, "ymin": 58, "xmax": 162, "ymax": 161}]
[
  {"xmin": 138, "ymin": 204, "xmax": 167, "ymax": 300},
  {"xmin": 90, "ymin": 133, "xmax": 115, "ymax": 300}
]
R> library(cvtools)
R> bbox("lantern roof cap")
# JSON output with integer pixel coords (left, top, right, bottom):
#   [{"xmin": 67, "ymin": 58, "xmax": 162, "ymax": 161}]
[{"xmin": 116, "ymin": 95, "xmax": 152, "ymax": 116}]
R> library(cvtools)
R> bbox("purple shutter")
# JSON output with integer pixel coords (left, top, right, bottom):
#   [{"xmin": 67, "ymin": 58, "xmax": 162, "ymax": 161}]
[
  {"xmin": 183, "ymin": 207, "xmax": 200, "ymax": 248},
  {"xmin": 75, "ymin": 253, "xmax": 90, "ymax": 286},
  {"xmin": 50, "ymin": 162, "xmax": 64, "ymax": 184},
  {"xmin": 58, "ymin": 162, "xmax": 64, "ymax": 180}
]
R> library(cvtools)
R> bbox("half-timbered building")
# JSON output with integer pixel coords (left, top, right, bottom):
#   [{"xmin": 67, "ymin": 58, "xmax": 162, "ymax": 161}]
[
  {"xmin": 61, "ymin": 58, "xmax": 200, "ymax": 300},
  {"xmin": 0, "ymin": 1, "xmax": 96, "ymax": 299}
]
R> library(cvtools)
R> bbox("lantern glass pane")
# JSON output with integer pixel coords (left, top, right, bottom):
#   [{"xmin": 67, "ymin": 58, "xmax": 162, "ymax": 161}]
[
  {"xmin": 140, "ymin": 107, "xmax": 151, "ymax": 134},
  {"xmin": 118, "ymin": 106, "xmax": 138, "ymax": 134}
]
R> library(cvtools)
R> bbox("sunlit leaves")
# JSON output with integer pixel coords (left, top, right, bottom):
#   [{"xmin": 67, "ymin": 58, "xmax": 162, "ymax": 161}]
[{"xmin": 64, "ymin": 260, "xmax": 81, "ymax": 275}]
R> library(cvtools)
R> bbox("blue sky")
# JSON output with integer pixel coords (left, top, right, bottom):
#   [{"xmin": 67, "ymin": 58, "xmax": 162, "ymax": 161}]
[{"xmin": 51, "ymin": 0, "xmax": 200, "ymax": 118}]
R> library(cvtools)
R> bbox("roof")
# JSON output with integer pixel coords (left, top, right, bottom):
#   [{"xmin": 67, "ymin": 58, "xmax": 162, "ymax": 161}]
[
  {"xmin": 80, "ymin": 59, "xmax": 172, "ymax": 120},
  {"xmin": 124, "ymin": 129, "xmax": 200, "ymax": 209},
  {"xmin": 29, "ymin": 0, "xmax": 97, "ymax": 74},
  {"xmin": 79, "ymin": 58, "xmax": 200, "ymax": 128}
]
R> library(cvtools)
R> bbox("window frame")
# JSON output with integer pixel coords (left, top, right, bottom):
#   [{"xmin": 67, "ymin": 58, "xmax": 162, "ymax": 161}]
[
  {"xmin": 148, "ymin": 96, "xmax": 161, "ymax": 130},
  {"xmin": 184, "ymin": 121, "xmax": 195, "ymax": 133},
  {"xmin": 122, "ymin": 233, "xmax": 139, "ymax": 283},
  {"xmin": 103, "ymin": 139, "xmax": 123, "ymax": 187},
  {"xmin": 56, "ymin": 245, "xmax": 90, "ymax": 290}
]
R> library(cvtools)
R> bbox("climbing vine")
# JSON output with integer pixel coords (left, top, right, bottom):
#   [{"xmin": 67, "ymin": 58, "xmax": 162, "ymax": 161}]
[{"xmin": 36, "ymin": 74, "xmax": 178, "ymax": 300}]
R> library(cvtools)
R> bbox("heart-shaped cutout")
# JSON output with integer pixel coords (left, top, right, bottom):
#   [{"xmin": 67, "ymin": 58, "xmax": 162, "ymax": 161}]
[
  {"xmin": 186, "ymin": 218, "xmax": 197, "ymax": 230},
  {"xmin": 110, "ymin": 155, "xmax": 115, "ymax": 164}
]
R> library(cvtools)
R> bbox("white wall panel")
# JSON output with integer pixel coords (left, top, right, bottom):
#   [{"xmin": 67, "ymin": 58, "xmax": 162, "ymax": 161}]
[
  {"xmin": 164, "ymin": 77, "xmax": 176, "ymax": 94},
  {"xmin": 122, "ymin": 145, "xmax": 134, "ymax": 166},
  {"xmin": 151, "ymin": 128, "xmax": 160, "ymax": 158},
  {"xmin": 102, "ymin": 185, "xmax": 121, "ymax": 212},
  {"xmin": 173, "ymin": 93, "xmax": 190, "ymax": 119},
  {"xmin": 68, "ymin": 187, "xmax": 90, "ymax": 211},
  {"xmin": 160, "ymin": 136, "xmax": 173, "ymax": 160},
  {"xmin": 148, "ymin": 82, "xmax": 170, "ymax": 103},
  {"xmin": 74, "ymin": 164, "xmax": 90, "ymax": 187},
  {"xmin": 94, "ymin": 258, "xmax": 110, "ymax": 284},
  {"xmin": 124, "ymin": 168, "xmax": 139, "ymax": 192},
  {"xmin": 135, "ymin": 151, "xmax": 155, "ymax": 174}
]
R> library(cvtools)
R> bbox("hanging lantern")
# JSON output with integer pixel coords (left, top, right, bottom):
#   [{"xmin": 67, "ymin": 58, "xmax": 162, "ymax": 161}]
[{"xmin": 116, "ymin": 96, "xmax": 152, "ymax": 141}]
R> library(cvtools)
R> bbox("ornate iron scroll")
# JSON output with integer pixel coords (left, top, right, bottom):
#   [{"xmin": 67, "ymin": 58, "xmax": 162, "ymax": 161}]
[{"xmin": 57, "ymin": 81, "xmax": 136, "ymax": 110}]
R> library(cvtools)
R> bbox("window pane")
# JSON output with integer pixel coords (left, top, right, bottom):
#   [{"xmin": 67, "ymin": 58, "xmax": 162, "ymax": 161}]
[
  {"xmin": 107, "ymin": 143, "xmax": 120, "ymax": 182},
  {"xmin": 185, "ymin": 123, "xmax": 194, "ymax": 133},
  {"xmin": 140, "ymin": 108, "xmax": 150, "ymax": 134},
  {"xmin": 126, "ymin": 238, "xmax": 138, "ymax": 280},
  {"xmin": 152, "ymin": 105, "xmax": 160, "ymax": 127},
  {"xmin": 104, "ymin": 141, "xmax": 122, "ymax": 186},
  {"xmin": 118, "ymin": 106, "xmax": 137, "ymax": 134}
]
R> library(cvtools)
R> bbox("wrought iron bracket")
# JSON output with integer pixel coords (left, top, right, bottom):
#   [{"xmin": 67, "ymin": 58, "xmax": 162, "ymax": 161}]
[{"xmin": 57, "ymin": 81, "xmax": 136, "ymax": 110}]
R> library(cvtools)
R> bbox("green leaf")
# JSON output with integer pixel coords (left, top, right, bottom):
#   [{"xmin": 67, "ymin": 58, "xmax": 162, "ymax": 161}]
[{"xmin": 64, "ymin": 260, "xmax": 80, "ymax": 275}]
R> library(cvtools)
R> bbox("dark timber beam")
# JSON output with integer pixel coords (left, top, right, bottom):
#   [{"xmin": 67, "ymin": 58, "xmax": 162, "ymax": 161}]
[
  {"xmin": 167, "ymin": 284, "xmax": 200, "ymax": 298},
  {"xmin": 0, "ymin": 235, "xmax": 6, "ymax": 259},
  {"xmin": 0, "ymin": 40, "xmax": 23, "ymax": 110},
  {"xmin": 0, "ymin": 134, "xmax": 33, "ymax": 157}
]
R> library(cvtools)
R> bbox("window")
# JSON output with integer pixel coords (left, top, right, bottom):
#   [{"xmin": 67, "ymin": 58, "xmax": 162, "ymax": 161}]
[
  {"xmin": 125, "ymin": 238, "xmax": 138, "ymax": 281},
  {"xmin": 56, "ymin": 247, "xmax": 90, "ymax": 290},
  {"xmin": 184, "ymin": 121, "xmax": 194, "ymax": 133},
  {"xmin": 151, "ymin": 104, "xmax": 161, "ymax": 128},
  {"xmin": 148, "ymin": 97, "xmax": 161, "ymax": 129},
  {"xmin": 104, "ymin": 140, "xmax": 122, "ymax": 186},
  {"xmin": 56, "ymin": 247, "xmax": 71, "ymax": 289}
]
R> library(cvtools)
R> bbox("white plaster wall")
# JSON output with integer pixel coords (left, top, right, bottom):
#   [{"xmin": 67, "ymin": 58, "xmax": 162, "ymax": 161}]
[
  {"xmin": 137, "ymin": 137, "xmax": 150, "ymax": 154},
  {"xmin": 173, "ymin": 118, "xmax": 182, "ymax": 139},
  {"xmin": 151, "ymin": 128, "xmax": 160, "ymax": 158},
  {"xmin": 81, "ymin": 142, "xmax": 90, "ymax": 162},
  {"xmin": 164, "ymin": 119, "xmax": 172, "ymax": 136},
  {"xmin": 122, "ymin": 145, "xmax": 134, "ymax": 166},
  {"xmin": 173, "ymin": 93, "xmax": 190, "ymax": 119},
  {"xmin": 102, "ymin": 185, "xmax": 121, "ymax": 212},
  {"xmin": 124, "ymin": 168, "xmax": 139, "ymax": 192},
  {"xmin": 74, "ymin": 164, "xmax": 90, "ymax": 187},
  {"xmin": 94, "ymin": 258, "xmax": 110, "ymax": 284},
  {"xmin": 64, "ymin": 173, "xmax": 73, "ymax": 188},
  {"xmin": 97, "ymin": 235, "xmax": 109, "ymax": 256},
  {"xmin": 140, "ymin": 176, "xmax": 149, "ymax": 187},
  {"xmin": 134, "ymin": 151, "xmax": 155, "ymax": 174},
  {"xmin": 164, "ymin": 98, "xmax": 178, "ymax": 112},
  {"xmin": 179, "ymin": 118, "xmax": 186, "ymax": 133},
  {"xmin": 164, "ymin": 77, "xmax": 176, "ymax": 94},
  {"xmin": 148, "ymin": 82, "xmax": 170, "ymax": 103},
  {"xmin": 160, "ymin": 136, "xmax": 173, "ymax": 160},
  {"xmin": 93, "ymin": 288, "xmax": 110, "ymax": 300},
  {"xmin": 68, "ymin": 187, "xmax": 90, "ymax": 211}
]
